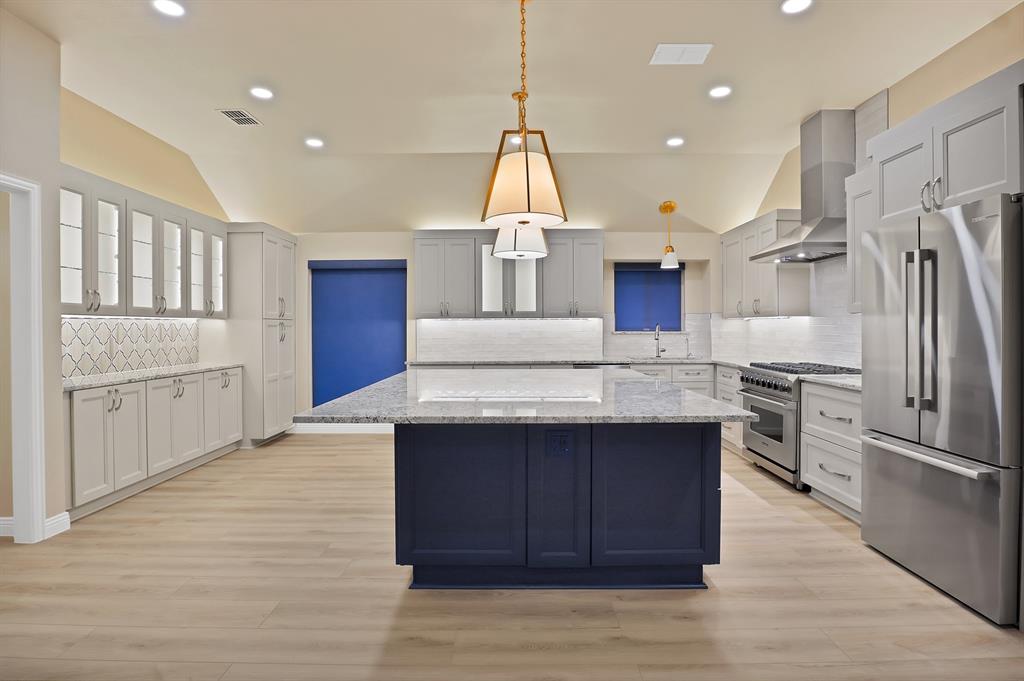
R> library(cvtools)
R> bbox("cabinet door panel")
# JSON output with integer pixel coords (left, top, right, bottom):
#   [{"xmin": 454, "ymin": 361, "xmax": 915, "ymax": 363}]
[
  {"xmin": 572, "ymin": 238, "xmax": 603, "ymax": 317},
  {"xmin": 174, "ymin": 374, "xmax": 205, "ymax": 463},
  {"xmin": 221, "ymin": 368, "xmax": 244, "ymax": 444},
  {"xmin": 263, "ymin": 321, "xmax": 281, "ymax": 438},
  {"xmin": 262, "ymin": 236, "xmax": 280, "ymax": 319},
  {"xmin": 396, "ymin": 424, "xmax": 527, "ymax": 565},
  {"xmin": 874, "ymin": 121, "xmax": 933, "ymax": 226},
  {"xmin": 527, "ymin": 426, "xmax": 590, "ymax": 567},
  {"xmin": 741, "ymin": 228, "xmax": 759, "ymax": 316},
  {"xmin": 278, "ymin": 321, "xmax": 296, "ymax": 433},
  {"xmin": 72, "ymin": 387, "xmax": 114, "ymax": 505},
  {"xmin": 146, "ymin": 379, "xmax": 176, "ymax": 475},
  {"xmin": 209, "ymin": 233, "xmax": 227, "ymax": 319},
  {"xmin": 204, "ymin": 372, "xmax": 225, "ymax": 453},
  {"xmin": 278, "ymin": 240, "xmax": 294, "ymax": 319},
  {"xmin": 933, "ymin": 90, "xmax": 1021, "ymax": 209},
  {"xmin": 541, "ymin": 237, "xmax": 573, "ymax": 317},
  {"xmin": 413, "ymin": 239, "xmax": 445, "ymax": 318},
  {"xmin": 112, "ymin": 383, "xmax": 147, "ymax": 490},
  {"xmin": 845, "ymin": 168, "xmax": 873, "ymax": 313},
  {"xmin": 721, "ymin": 233, "xmax": 743, "ymax": 318},
  {"xmin": 755, "ymin": 220, "xmax": 779, "ymax": 316},
  {"xmin": 92, "ymin": 195, "xmax": 126, "ymax": 315},
  {"xmin": 60, "ymin": 187, "xmax": 91, "ymax": 314},
  {"xmin": 443, "ymin": 238, "xmax": 476, "ymax": 317},
  {"xmin": 127, "ymin": 204, "xmax": 159, "ymax": 316},
  {"xmin": 476, "ymin": 239, "xmax": 507, "ymax": 317},
  {"xmin": 160, "ymin": 217, "xmax": 187, "ymax": 316},
  {"xmin": 188, "ymin": 227, "xmax": 208, "ymax": 317},
  {"xmin": 592, "ymin": 423, "xmax": 720, "ymax": 566}
]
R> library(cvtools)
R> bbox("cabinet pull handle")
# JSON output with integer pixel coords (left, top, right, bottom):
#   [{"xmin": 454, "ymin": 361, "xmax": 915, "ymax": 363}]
[
  {"xmin": 919, "ymin": 180, "xmax": 932, "ymax": 212},
  {"xmin": 446, "ymin": 302, "xmax": 451, "ymax": 316},
  {"xmin": 753, "ymin": 298, "xmax": 760, "ymax": 315},
  {"xmin": 574, "ymin": 301, "xmax": 579, "ymax": 316},
  {"xmin": 161, "ymin": 296, "xmax": 167, "ymax": 314},
  {"xmin": 569, "ymin": 300, "xmax": 574, "ymax": 317},
  {"xmin": 91, "ymin": 289, "xmax": 99, "ymax": 312},
  {"xmin": 95, "ymin": 290, "xmax": 102, "ymax": 311},
  {"xmin": 114, "ymin": 388, "xmax": 122, "ymax": 410},
  {"xmin": 818, "ymin": 409, "xmax": 853, "ymax": 424},
  {"xmin": 930, "ymin": 176, "xmax": 943, "ymax": 208},
  {"xmin": 226, "ymin": 373, "xmax": 231, "ymax": 388},
  {"xmin": 736, "ymin": 301, "xmax": 742, "ymax": 317},
  {"xmin": 107, "ymin": 389, "xmax": 115, "ymax": 412},
  {"xmin": 818, "ymin": 462, "xmax": 852, "ymax": 481}
]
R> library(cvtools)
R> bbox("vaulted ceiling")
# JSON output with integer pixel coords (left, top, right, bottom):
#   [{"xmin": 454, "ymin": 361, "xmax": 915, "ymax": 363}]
[{"xmin": 7, "ymin": 0, "xmax": 1018, "ymax": 233}]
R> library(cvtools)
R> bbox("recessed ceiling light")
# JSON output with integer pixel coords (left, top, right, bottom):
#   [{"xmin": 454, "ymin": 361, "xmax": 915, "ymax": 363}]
[
  {"xmin": 666, "ymin": 137, "xmax": 685, "ymax": 148},
  {"xmin": 709, "ymin": 85, "xmax": 732, "ymax": 99},
  {"xmin": 152, "ymin": 0, "xmax": 185, "ymax": 17},
  {"xmin": 304, "ymin": 137, "xmax": 325, "ymax": 149},
  {"xmin": 781, "ymin": 0, "xmax": 813, "ymax": 14},
  {"xmin": 249, "ymin": 86, "xmax": 273, "ymax": 100}
]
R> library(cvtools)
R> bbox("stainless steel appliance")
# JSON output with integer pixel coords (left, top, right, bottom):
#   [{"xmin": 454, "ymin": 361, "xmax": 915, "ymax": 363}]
[
  {"xmin": 740, "ymin": 362, "xmax": 861, "ymax": 488},
  {"xmin": 862, "ymin": 193, "xmax": 1022, "ymax": 625}
]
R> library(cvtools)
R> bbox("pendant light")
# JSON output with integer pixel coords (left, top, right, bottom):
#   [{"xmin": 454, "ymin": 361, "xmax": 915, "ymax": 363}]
[
  {"xmin": 484, "ymin": 0, "xmax": 565, "ymax": 259},
  {"xmin": 659, "ymin": 200, "xmax": 680, "ymax": 269}
]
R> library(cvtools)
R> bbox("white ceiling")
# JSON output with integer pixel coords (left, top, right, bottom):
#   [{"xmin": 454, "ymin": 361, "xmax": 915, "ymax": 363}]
[{"xmin": 7, "ymin": 0, "xmax": 1018, "ymax": 233}]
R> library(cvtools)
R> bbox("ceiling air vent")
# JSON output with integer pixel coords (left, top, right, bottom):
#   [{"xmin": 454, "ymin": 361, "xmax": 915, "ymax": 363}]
[
  {"xmin": 648, "ymin": 43, "xmax": 713, "ymax": 65},
  {"xmin": 218, "ymin": 109, "xmax": 261, "ymax": 126}
]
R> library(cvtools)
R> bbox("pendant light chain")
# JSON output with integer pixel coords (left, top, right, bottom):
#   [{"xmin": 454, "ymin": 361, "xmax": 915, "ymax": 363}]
[{"xmin": 516, "ymin": 0, "xmax": 528, "ymax": 139}]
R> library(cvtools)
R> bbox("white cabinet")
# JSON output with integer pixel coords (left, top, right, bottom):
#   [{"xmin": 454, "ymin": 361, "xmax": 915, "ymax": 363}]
[
  {"xmin": 146, "ymin": 374, "xmax": 204, "ymax": 476},
  {"xmin": 126, "ymin": 200, "xmax": 188, "ymax": 317},
  {"xmin": 263, "ymin": 320, "xmax": 296, "ymax": 438},
  {"xmin": 541, "ymin": 234, "xmax": 604, "ymax": 317},
  {"xmin": 189, "ymin": 224, "xmax": 228, "ymax": 319},
  {"xmin": 844, "ymin": 168, "xmax": 873, "ymax": 313},
  {"xmin": 414, "ymin": 237, "xmax": 476, "ymax": 318},
  {"xmin": 71, "ymin": 383, "xmax": 148, "ymax": 506},
  {"xmin": 59, "ymin": 183, "xmax": 126, "ymax": 315},
  {"xmin": 262, "ymin": 236, "xmax": 295, "ymax": 320},
  {"xmin": 476, "ymin": 239, "xmax": 542, "ymax": 317},
  {"xmin": 799, "ymin": 383, "xmax": 863, "ymax": 519},
  {"xmin": 203, "ymin": 368, "xmax": 243, "ymax": 453},
  {"xmin": 715, "ymin": 364, "xmax": 743, "ymax": 450},
  {"xmin": 721, "ymin": 210, "xmax": 806, "ymax": 318},
  {"xmin": 868, "ymin": 61, "xmax": 1022, "ymax": 226}
]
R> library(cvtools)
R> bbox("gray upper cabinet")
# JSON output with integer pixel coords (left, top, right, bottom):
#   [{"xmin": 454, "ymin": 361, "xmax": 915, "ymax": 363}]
[
  {"xmin": 868, "ymin": 60, "xmax": 1023, "ymax": 227},
  {"xmin": 845, "ymin": 168, "xmax": 873, "ymax": 314},
  {"xmin": 721, "ymin": 209, "xmax": 806, "ymax": 318},
  {"xmin": 721, "ymin": 231, "xmax": 744, "ymax": 319},
  {"xmin": 414, "ymin": 236, "xmax": 475, "ymax": 318},
  {"xmin": 476, "ymin": 239, "xmax": 542, "ymax": 317},
  {"xmin": 541, "ymin": 233, "xmax": 603, "ymax": 318}
]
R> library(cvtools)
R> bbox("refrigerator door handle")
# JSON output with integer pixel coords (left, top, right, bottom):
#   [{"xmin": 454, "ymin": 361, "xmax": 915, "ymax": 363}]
[
  {"xmin": 861, "ymin": 435, "xmax": 994, "ymax": 481},
  {"xmin": 920, "ymin": 248, "xmax": 936, "ymax": 411},
  {"xmin": 902, "ymin": 250, "xmax": 919, "ymax": 409}
]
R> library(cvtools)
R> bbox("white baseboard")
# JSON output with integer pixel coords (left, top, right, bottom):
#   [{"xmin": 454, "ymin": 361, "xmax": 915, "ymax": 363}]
[
  {"xmin": 288, "ymin": 423, "xmax": 394, "ymax": 435},
  {"xmin": 45, "ymin": 512, "xmax": 70, "ymax": 539},
  {"xmin": 0, "ymin": 513, "xmax": 70, "ymax": 540}
]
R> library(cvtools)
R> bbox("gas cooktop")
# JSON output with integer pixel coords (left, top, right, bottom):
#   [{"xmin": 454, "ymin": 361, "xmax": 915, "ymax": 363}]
[{"xmin": 748, "ymin": 362, "xmax": 861, "ymax": 375}]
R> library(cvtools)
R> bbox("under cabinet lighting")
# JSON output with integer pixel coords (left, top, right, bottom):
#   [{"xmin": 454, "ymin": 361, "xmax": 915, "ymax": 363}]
[{"xmin": 152, "ymin": 0, "xmax": 185, "ymax": 17}]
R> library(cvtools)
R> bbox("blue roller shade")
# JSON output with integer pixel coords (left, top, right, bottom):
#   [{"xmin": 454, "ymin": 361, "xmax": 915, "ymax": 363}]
[{"xmin": 613, "ymin": 262, "xmax": 683, "ymax": 332}]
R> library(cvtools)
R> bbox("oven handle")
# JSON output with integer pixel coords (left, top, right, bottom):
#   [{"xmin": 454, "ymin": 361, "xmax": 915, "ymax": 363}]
[{"xmin": 738, "ymin": 389, "xmax": 797, "ymax": 411}]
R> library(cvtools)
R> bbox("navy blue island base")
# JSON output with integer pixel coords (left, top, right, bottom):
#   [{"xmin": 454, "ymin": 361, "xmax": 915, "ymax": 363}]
[{"xmin": 394, "ymin": 422, "xmax": 721, "ymax": 589}]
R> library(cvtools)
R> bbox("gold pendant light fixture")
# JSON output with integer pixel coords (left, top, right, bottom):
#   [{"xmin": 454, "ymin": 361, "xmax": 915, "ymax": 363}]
[
  {"xmin": 483, "ymin": 0, "xmax": 565, "ymax": 259},
  {"xmin": 659, "ymin": 200, "xmax": 680, "ymax": 269}
]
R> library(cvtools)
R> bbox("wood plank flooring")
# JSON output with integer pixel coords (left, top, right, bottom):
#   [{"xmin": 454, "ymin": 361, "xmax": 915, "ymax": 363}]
[{"xmin": 0, "ymin": 434, "xmax": 1021, "ymax": 680}]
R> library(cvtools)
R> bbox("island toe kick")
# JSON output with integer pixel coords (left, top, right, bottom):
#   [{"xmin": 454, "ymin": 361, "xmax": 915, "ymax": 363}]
[{"xmin": 394, "ymin": 422, "xmax": 722, "ymax": 589}]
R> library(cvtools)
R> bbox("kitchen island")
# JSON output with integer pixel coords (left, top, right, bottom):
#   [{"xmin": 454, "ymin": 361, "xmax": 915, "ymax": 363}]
[{"xmin": 293, "ymin": 367, "xmax": 756, "ymax": 589}]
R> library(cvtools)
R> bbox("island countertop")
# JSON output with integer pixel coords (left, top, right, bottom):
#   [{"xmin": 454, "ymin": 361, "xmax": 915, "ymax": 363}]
[{"xmin": 293, "ymin": 366, "xmax": 757, "ymax": 425}]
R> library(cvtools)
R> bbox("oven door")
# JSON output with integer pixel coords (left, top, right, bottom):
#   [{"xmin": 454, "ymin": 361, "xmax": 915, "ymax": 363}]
[{"xmin": 740, "ymin": 390, "xmax": 798, "ymax": 472}]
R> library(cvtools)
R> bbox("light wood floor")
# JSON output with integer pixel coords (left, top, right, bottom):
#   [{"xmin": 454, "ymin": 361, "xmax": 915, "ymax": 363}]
[{"xmin": 1, "ymin": 434, "xmax": 1021, "ymax": 681}]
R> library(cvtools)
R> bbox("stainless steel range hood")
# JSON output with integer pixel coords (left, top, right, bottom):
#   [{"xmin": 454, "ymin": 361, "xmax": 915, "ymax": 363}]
[{"xmin": 752, "ymin": 109, "xmax": 855, "ymax": 264}]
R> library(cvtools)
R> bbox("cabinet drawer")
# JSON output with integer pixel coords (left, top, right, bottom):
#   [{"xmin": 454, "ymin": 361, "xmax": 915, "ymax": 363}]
[
  {"xmin": 715, "ymin": 365, "xmax": 741, "ymax": 388},
  {"xmin": 715, "ymin": 385, "xmax": 739, "ymax": 407},
  {"xmin": 630, "ymin": 365, "xmax": 672, "ymax": 380},
  {"xmin": 681, "ymin": 382, "xmax": 714, "ymax": 398},
  {"xmin": 801, "ymin": 383, "xmax": 862, "ymax": 451},
  {"xmin": 721, "ymin": 421, "xmax": 742, "ymax": 447},
  {"xmin": 671, "ymin": 364, "xmax": 714, "ymax": 382},
  {"xmin": 801, "ymin": 433, "xmax": 861, "ymax": 512}
]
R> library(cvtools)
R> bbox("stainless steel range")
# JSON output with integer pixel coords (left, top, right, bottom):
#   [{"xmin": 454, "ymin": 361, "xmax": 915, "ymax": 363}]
[{"xmin": 739, "ymin": 362, "xmax": 861, "ymax": 488}]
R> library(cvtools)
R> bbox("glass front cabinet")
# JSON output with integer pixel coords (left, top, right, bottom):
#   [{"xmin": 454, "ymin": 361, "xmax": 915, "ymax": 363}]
[
  {"xmin": 188, "ymin": 224, "xmax": 227, "ymax": 319},
  {"xmin": 126, "ymin": 199, "xmax": 188, "ymax": 317},
  {"xmin": 59, "ymin": 183, "xmax": 126, "ymax": 315},
  {"xmin": 475, "ymin": 238, "xmax": 542, "ymax": 318}
]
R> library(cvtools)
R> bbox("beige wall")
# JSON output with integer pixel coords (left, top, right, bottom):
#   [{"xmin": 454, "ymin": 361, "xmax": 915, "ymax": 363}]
[
  {"xmin": 294, "ymin": 232, "xmax": 415, "ymax": 413},
  {"xmin": 755, "ymin": 3, "xmax": 1024, "ymax": 215},
  {"xmin": 60, "ymin": 88, "xmax": 228, "ymax": 220},
  {"xmin": 0, "ymin": 8, "xmax": 66, "ymax": 518},
  {"xmin": 0, "ymin": 191, "xmax": 10, "ymax": 517}
]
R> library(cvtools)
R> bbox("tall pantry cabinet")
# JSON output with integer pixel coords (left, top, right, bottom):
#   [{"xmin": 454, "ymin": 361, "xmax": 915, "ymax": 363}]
[{"xmin": 216, "ymin": 223, "xmax": 297, "ymax": 445}]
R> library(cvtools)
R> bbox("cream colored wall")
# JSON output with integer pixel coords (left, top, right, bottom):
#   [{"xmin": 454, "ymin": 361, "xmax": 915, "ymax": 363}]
[
  {"xmin": 0, "ymin": 8, "xmax": 66, "ymax": 518},
  {"xmin": 60, "ymin": 88, "xmax": 228, "ymax": 220},
  {"xmin": 0, "ymin": 191, "xmax": 11, "ymax": 517},
  {"xmin": 889, "ymin": 3, "xmax": 1024, "ymax": 126},
  {"xmin": 293, "ymin": 232, "xmax": 414, "ymax": 413},
  {"xmin": 755, "ymin": 3, "xmax": 1024, "ymax": 214}
]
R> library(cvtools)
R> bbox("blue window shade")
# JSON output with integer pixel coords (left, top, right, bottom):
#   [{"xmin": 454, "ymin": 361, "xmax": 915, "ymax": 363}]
[{"xmin": 613, "ymin": 262, "xmax": 683, "ymax": 331}]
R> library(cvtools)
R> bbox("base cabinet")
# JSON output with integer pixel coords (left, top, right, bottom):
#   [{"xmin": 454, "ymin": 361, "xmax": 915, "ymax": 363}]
[
  {"xmin": 204, "ymin": 368, "xmax": 243, "ymax": 453},
  {"xmin": 72, "ymin": 383, "xmax": 149, "ymax": 506},
  {"xmin": 147, "ymin": 374, "xmax": 204, "ymax": 475},
  {"xmin": 263, "ymin": 320, "xmax": 295, "ymax": 438},
  {"xmin": 395, "ymin": 423, "xmax": 721, "ymax": 584}
]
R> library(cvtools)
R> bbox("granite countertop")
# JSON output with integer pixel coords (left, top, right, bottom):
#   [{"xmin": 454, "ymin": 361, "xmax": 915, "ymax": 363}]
[
  {"xmin": 407, "ymin": 357, "xmax": 713, "ymax": 367},
  {"xmin": 294, "ymin": 366, "xmax": 757, "ymax": 425},
  {"xmin": 799, "ymin": 374, "xmax": 862, "ymax": 392},
  {"xmin": 63, "ymin": 362, "xmax": 245, "ymax": 392}
]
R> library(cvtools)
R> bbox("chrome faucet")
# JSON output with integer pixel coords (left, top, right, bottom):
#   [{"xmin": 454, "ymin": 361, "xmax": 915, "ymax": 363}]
[{"xmin": 654, "ymin": 323, "xmax": 663, "ymax": 358}]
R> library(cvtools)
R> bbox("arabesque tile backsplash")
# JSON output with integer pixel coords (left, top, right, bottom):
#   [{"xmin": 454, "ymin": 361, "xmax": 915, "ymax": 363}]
[{"xmin": 61, "ymin": 317, "xmax": 199, "ymax": 379}]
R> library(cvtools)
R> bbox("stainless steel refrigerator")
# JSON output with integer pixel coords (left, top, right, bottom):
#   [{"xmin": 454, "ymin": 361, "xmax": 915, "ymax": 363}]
[{"xmin": 862, "ymin": 193, "xmax": 1022, "ymax": 625}]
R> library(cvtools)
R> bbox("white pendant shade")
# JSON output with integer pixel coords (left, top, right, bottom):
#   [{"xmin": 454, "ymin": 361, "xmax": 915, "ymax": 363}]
[
  {"xmin": 483, "ymin": 150, "xmax": 566, "ymax": 229},
  {"xmin": 492, "ymin": 226, "xmax": 548, "ymax": 260},
  {"xmin": 661, "ymin": 249, "xmax": 680, "ymax": 269}
]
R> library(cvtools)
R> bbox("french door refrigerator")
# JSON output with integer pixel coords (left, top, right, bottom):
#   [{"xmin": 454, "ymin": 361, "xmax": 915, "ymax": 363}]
[{"xmin": 862, "ymin": 193, "xmax": 1022, "ymax": 625}]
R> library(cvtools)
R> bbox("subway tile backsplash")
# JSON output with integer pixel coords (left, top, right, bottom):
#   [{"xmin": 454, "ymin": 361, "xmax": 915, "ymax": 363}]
[
  {"xmin": 416, "ymin": 318, "xmax": 604, "ymax": 362},
  {"xmin": 61, "ymin": 316, "xmax": 199, "ymax": 379},
  {"xmin": 602, "ymin": 314, "xmax": 712, "ymax": 360},
  {"xmin": 711, "ymin": 313, "xmax": 861, "ymax": 368}
]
